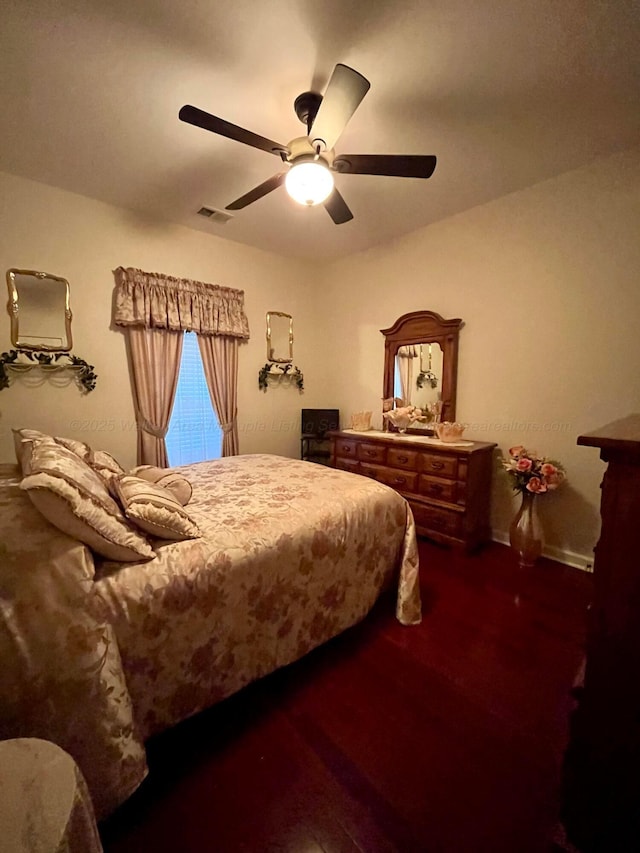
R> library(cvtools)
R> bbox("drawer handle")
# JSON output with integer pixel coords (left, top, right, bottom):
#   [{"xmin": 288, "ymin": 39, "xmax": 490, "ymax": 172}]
[
  {"xmin": 343, "ymin": 446, "xmax": 351, "ymax": 453},
  {"xmin": 393, "ymin": 476, "xmax": 407, "ymax": 485},
  {"xmin": 365, "ymin": 449, "xmax": 377, "ymax": 457},
  {"xmin": 430, "ymin": 461, "xmax": 444, "ymax": 470},
  {"xmin": 397, "ymin": 454, "xmax": 409, "ymax": 463},
  {"xmin": 429, "ymin": 483, "xmax": 444, "ymax": 495}
]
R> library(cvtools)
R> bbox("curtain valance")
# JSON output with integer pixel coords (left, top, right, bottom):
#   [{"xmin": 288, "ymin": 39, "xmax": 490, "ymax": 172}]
[{"xmin": 113, "ymin": 267, "xmax": 250, "ymax": 339}]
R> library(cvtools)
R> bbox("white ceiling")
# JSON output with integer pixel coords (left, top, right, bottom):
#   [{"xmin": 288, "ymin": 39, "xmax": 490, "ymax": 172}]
[{"xmin": 1, "ymin": 0, "xmax": 638, "ymax": 261}]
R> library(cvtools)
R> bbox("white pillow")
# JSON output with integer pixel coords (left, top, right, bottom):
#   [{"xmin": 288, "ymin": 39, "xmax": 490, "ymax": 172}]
[{"xmin": 20, "ymin": 440, "xmax": 154, "ymax": 562}]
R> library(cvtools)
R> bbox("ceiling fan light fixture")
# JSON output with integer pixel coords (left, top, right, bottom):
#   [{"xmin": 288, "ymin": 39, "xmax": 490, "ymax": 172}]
[
  {"xmin": 285, "ymin": 160, "xmax": 334, "ymax": 206},
  {"xmin": 180, "ymin": 62, "xmax": 436, "ymax": 225}
]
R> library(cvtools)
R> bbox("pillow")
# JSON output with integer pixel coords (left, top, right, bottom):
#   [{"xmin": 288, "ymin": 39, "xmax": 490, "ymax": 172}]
[
  {"xmin": 90, "ymin": 449, "xmax": 126, "ymax": 484},
  {"xmin": 112, "ymin": 475, "xmax": 200, "ymax": 541},
  {"xmin": 12, "ymin": 428, "xmax": 53, "ymax": 466},
  {"xmin": 14, "ymin": 428, "xmax": 126, "ymax": 486},
  {"xmin": 20, "ymin": 440, "xmax": 154, "ymax": 562},
  {"xmin": 14, "ymin": 429, "xmax": 94, "ymax": 467},
  {"xmin": 53, "ymin": 435, "xmax": 93, "ymax": 463},
  {"xmin": 55, "ymin": 441, "xmax": 125, "ymax": 484},
  {"xmin": 129, "ymin": 465, "xmax": 193, "ymax": 506}
]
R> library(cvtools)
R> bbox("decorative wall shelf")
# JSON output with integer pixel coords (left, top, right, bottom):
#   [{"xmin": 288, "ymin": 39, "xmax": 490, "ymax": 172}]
[
  {"xmin": 258, "ymin": 362, "xmax": 304, "ymax": 392},
  {"xmin": 0, "ymin": 350, "xmax": 97, "ymax": 394}
]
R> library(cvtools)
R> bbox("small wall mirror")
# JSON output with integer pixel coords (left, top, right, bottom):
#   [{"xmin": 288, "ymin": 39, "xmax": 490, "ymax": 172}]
[
  {"xmin": 6, "ymin": 268, "xmax": 73, "ymax": 351},
  {"xmin": 266, "ymin": 311, "xmax": 293, "ymax": 363},
  {"xmin": 382, "ymin": 311, "xmax": 463, "ymax": 433}
]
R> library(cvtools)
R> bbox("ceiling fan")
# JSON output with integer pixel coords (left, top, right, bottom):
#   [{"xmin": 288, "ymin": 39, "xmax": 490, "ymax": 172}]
[{"xmin": 179, "ymin": 63, "xmax": 437, "ymax": 225}]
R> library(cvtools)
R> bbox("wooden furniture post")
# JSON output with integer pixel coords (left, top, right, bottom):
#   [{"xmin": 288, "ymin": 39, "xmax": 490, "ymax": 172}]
[{"xmin": 562, "ymin": 415, "xmax": 640, "ymax": 851}]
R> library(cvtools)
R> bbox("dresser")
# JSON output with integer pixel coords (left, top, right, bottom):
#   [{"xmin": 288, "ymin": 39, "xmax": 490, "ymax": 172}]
[
  {"xmin": 329, "ymin": 429, "xmax": 496, "ymax": 551},
  {"xmin": 561, "ymin": 415, "xmax": 640, "ymax": 852}
]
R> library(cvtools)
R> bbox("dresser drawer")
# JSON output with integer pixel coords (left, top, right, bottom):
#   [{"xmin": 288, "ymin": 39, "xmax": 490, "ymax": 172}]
[
  {"xmin": 375, "ymin": 467, "xmax": 418, "ymax": 493},
  {"xmin": 419, "ymin": 452, "xmax": 458, "ymax": 479},
  {"xmin": 418, "ymin": 475, "xmax": 457, "ymax": 503},
  {"xmin": 335, "ymin": 457, "xmax": 359, "ymax": 474},
  {"xmin": 359, "ymin": 463, "xmax": 383, "ymax": 481},
  {"xmin": 410, "ymin": 501, "xmax": 462, "ymax": 538},
  {"xmin": 387, "ymin": 447, "xmax": 419, "ymax": 470},
  {"xmin": 335, "ymin": 439, "xmax": 358, "ymax": 459},
  {"xmin": 357, "ymin": 443, "xmax": 386, "ymax": 464}
]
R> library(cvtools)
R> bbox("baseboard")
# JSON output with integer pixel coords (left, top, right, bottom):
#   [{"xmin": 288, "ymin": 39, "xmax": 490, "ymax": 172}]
[{"xmin": 491, "ymin": 531, "xmax": 594, "ymax": 573}]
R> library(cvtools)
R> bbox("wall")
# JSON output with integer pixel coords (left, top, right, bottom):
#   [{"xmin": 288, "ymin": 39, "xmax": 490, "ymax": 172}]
[
  {"xmin": 319, "ymin": 147, "xmax": 640, "ymax": 565},
  {"xmin": 0, "ymin": 171, "xmax": 330, "ymax": 469},
  {"xmin": 3, "ymin": 148, "xmax": 639, "ymax": 566}
]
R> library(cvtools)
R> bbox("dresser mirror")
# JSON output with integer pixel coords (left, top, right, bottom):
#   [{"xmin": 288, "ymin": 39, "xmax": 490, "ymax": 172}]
[
  {"xmin": 381, "ymin": 310, "xmax": 463, "ymax": 433},
  {"xmin": 266, "ymin": 311, "xmax": 293, "ymax": 363},
  {"xmin": 6, "ymin": 268, "xmax": 73, "ymax": 352}
]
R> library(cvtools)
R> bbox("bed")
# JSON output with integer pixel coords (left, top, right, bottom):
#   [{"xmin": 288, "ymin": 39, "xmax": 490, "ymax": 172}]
[{"xmin": 0, "ymin": 452, "xmax": 420, "ymax": 819}]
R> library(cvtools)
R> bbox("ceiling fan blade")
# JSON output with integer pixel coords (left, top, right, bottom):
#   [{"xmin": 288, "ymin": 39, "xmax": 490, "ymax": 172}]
[
  {"xmin": 334, "ymin": 154, "xmax": 437, "ymax": 179},
  {"xmin": 309, "ymin": 64, "xmax": 370, "ymax": 152},
  {"xmin": 179, "ymin": 105, "xmax": 287, "ymax": 157},
  {"xmin": 324, "ymin": 188, "xmax": 353, "ymax": 225},
  {"xmin": 225, "ymin": 173, "xmax": 287, "ymax": 211}
]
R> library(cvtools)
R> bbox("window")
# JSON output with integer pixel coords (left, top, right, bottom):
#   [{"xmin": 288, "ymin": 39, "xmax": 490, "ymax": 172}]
[{"xmin": 166, "ymin": 332, "xmax": 222, "ymax": 466}]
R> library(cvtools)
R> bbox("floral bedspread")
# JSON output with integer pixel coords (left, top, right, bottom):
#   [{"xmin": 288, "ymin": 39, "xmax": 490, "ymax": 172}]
[
  {"xmin": 0, "ymin": 455, "xmax": 420, "ymax": 818},
  {"xmin": 0, "ymin": 466, "xmax": 147, "ymax": 820},
  {"xmin": 95, "ymin": 455, "xmax": 421, "ymax": 739}
]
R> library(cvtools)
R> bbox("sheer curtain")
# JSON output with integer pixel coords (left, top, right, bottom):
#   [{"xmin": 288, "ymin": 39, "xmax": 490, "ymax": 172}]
[{"xmin": 114, "ymin": 267, "xmax": 249, "ymax": 464}]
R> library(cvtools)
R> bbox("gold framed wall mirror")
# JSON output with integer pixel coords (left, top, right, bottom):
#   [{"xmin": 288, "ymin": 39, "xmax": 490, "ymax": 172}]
[
  {"xmin": 381, "ymin": 310, "xmax": 463, "ymax": 433},
  {"xmin": 266, "ymin": 311, "xmax": 293, "ymax": 363},
  {"xmin": 6, "ymin": 268, "xmax": 73, "ymax": 351}
]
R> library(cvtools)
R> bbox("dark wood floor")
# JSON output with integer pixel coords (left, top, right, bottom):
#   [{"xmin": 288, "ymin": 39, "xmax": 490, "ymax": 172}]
[{"xmin": 100, "ymin": 540, "xmax": 592, "ymax": 853}]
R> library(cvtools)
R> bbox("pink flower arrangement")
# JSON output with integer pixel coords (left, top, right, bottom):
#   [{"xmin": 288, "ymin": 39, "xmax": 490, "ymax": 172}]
[{"xmin": 502, "ymin": 445, "xmax": 566, "ymax": 495}]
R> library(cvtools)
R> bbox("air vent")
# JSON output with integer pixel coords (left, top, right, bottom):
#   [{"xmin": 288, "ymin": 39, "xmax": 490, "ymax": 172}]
[{"xmin": 197, "ymin": 206, "xmax": 234, "ymax": 225}]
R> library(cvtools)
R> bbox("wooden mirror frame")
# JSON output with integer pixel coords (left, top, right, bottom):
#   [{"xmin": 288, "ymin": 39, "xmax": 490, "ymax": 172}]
[{"xmin": 381, "ymin": 310, "xmax": 463, "ymax": 430}]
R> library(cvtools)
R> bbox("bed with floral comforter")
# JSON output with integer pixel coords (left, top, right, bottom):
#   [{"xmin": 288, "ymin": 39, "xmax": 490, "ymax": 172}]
[{"xmin": 0, "ymin": 454, "xmax": 420, "ymax": 819}]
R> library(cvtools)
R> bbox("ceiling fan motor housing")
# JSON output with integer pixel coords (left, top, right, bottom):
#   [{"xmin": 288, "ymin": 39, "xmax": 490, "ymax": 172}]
[
  {"xmin": 286, "ymin": 136, "xmax": 334, "ymax": 168},
  {"xmin": 293, "ymin": 91, "xmax": 323, "ymax": 133}
]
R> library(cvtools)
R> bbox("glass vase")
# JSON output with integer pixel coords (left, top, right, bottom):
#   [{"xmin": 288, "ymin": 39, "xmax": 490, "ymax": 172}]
[{"xmin": 509, "ymin": 491, "xmax": 544, "ymax": 568}]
